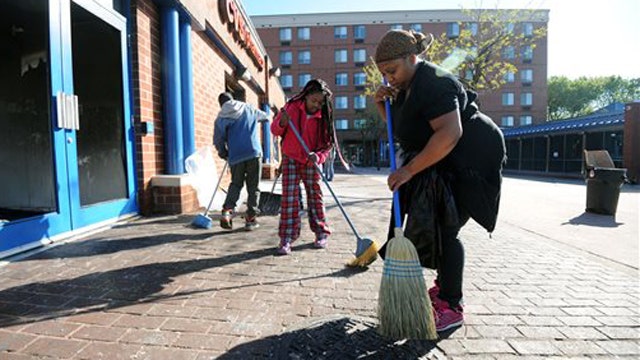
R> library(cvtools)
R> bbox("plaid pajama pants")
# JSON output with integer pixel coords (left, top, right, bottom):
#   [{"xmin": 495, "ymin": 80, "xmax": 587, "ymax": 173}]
[{"xmin": 279, "ymin": 155, "xmax": 331, "ymax": 243}]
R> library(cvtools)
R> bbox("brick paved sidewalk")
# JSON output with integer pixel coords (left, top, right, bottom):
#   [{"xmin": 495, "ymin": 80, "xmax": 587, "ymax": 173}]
[{"xmin": 0, "ymin": 173, "xmax": 638, "ymax": 359}]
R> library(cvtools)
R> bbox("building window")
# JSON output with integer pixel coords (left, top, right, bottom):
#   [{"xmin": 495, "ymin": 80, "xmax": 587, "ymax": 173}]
[
  {"xmin": 502, "ymin": 46, "xmax": 515, "ymax": 59},
  {"xmin": 353, "ymin": 49, "xmax": 366, "ymax": 63},
  {"xmin": 410, "ymin": 24, "xmax": 422, "ymax": 33},
  {"xmin": 335, "ymin": 119, "xmax": 349, "ymax": 130},
  {"xmin": 299, "ymin": 73, "xmax": 311, "ymax": 88},
  {"xmin": 520, "ymin": 115, "xmax": 533, "ymax": 126},
  {"xmin": 354, "ymin": 119, "xmax": 367, "ymax": 129},
  {"xmin": 280, "ymin": 74, "xmax": 293, "ymax": 89},
  {"xmin": 447, "ymin": 23, "xmax": 460, "ymax": 38},
  {"xmin": 298, "ymin": 50, "xmax": 311, "ymax": 65},
  {"xmin": 464, "ymin": 69, "xmax": 473, "ymax": 81},
  {"xmin": 335, "ymin": 96, "xmax": 348, "ymax": 109},
  {"xmin": 334, "ymin": 26, "xmax": 347, "ymax": 39},
  {"xmin": 297, "ymin": 27, "xmax": 310, "ymax": 40},
  {"xmin": 501, "ymin": 116, "xmax": 514, "ymax": 127},
  {"xmin": 522, "ymin": 45, "xmax": 533, "ymax": 62},
  {"xmin": 279, "ymin": 28, "xmax": 292, "ymax": 42},
  {"xmin": 354, "ymin": 25, "xmax": 366, "ymax": 40},
  {"xmin": 523, "ymin": 23, "xmax": 533, "ymax": 37},
  {"xmin": 521, "ymin": 69, "xmax": 533, "ymax": 84},
  {"xmin": 504, "ymin": 22, "xmax": 515, "ymax": 34},
  {"xmin": 467, "ymin": 22, "xmax": 478, "ymax": 36},
  {"xmin": 336, "ymin": 73, "xmax": 348, "ymax": 86},
  {"xmin": 504, "ymin": 71, "xmax": 515, "ymax": 83},
  {"xmin": 521, "ymin": 92, "xmax": 533, "ymax": 106},
  {"xmin": 354, "ymin": 95, "xmax": 366, "ymax": 109},
  {"xmin": 354, "ymin": 72, "xmax": 366, "ymax": 86},
  {"xmin": 334, "ymin": 49, "xmax": 348, "ymax": 63},
  {"xmin": 502, "ymin": 92, "xmax": 514, "ymax": 106},
  {"xmin": 279, "ymin": 51, "xmax": 292, "ymax": 65},
  {"xmin": 390, "ymin": 24, "xmax": 403, "ymax": 30}
]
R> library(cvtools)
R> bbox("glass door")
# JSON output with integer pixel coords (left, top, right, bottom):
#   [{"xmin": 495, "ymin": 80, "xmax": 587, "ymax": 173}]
[
  {"xmin": 64, "ymin": 0, "xmax": 136, "ymax": 228},
  {"xmin": 0, "ymin": 0, "xmax": 136, "ymax": 256},
  {"xmin": 0, "ymin": 0, "xmax": 73, "ymax": 255}
]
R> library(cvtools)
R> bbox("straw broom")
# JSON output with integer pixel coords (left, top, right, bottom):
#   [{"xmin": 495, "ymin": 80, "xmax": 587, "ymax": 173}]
[{"xmin": 377, "ymin": 93, "xmax": 437, "ymax": 340}]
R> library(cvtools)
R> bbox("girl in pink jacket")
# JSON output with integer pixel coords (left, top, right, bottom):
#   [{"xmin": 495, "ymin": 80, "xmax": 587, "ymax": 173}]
[{"xmin": 271, "ymin": 79, "xmax": 334, "ymax": 255}]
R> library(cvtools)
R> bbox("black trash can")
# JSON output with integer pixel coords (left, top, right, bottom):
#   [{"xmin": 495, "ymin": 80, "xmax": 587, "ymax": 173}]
[{"xmin": 585, "ymin": 167, "xmax": 627, "ymax": 215}]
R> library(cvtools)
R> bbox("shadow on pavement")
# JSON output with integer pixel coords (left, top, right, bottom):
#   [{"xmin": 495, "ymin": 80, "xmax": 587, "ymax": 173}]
[
  {"xmin": 325, "ymin": 197, "xmax": 390, "ymax": 211},
  {"xmin": 0, "ymin": 249, "xmax": 370, "ymax": 329},
  {"xmin": 562, "ymin": 211, "xmax": 624, "ymax": 228},
  {"xmin": 217, "ymin": 316, "xmax": 438, "ymax": 360},
  {"xmin": 19, "ymin": 232, "xmax": 214, "ymax": 261}
]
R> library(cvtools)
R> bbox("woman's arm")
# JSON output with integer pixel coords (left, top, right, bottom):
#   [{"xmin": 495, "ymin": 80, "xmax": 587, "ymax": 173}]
[{"xmin": 387, "ymin": 109, "xmax": 462, "ymax": 191}]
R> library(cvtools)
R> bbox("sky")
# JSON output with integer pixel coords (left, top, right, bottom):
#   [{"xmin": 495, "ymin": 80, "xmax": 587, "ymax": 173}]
[{"xmin": 242, "ymin": 0, "xmax": 640, "ymax": 80}]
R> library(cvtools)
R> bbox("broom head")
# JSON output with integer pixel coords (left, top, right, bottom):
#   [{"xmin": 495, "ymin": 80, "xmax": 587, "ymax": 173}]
[
  {"xmin": 258, "ymin": 191, "xmax": 281, "ymax": 216},
  {"xmin": 191, "ymin": 213, "xmax": 213, "ymax": 229},
  {"xmin": 378, "ymin": 227, "xmax": 437, "ymax": 340},
  {"xmin": 346, "ymin": 237, "xmax": 379, "ymax": 267}
]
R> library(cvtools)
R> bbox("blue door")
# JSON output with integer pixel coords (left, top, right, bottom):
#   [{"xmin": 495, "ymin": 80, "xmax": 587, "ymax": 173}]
[{"xmin": 0, "ymin": 0, "xmax": 137, "ymax": 256}]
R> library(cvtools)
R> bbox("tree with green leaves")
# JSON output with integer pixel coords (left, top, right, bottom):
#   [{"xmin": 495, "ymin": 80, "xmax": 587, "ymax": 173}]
[
  {"xmin": 430, "ymin": 8, "xmax": 547, "ymax": 92},
  {"xmin": 548, "ymin": 76, "xmax": 640, "ymax": 120},
  {"xmin": 363, "ymin": 8, "xmax": 547, "ymax": 94}
]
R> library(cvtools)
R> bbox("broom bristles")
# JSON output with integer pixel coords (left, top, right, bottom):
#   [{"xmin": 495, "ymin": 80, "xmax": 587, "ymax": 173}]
[
  {"xmin": 378, "ymin": 227, "xmax": 437, "ymax": 340},
  {"xmin": 346, "ymin": 240, "xmax": 379, "ymax": 267}
]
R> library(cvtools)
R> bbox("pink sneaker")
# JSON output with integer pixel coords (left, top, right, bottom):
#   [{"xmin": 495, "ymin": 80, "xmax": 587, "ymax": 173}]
[
  {"xmin": 428, "ymin": 280, "xmax": 440, "ymax": 303},
  {"xmin": 313, "ymin": 236, "xmax": 328, "ymax": 249},
  {"xmin": 434, "ymin": 299, "xmax": 464, "ymax": 332},
  {"xmin": 277, "ymin": 240, "xmax": 292, "ymax": 255}
]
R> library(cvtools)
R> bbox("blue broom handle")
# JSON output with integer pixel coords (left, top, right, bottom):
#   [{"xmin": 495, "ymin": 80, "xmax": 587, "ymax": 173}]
[
  {"xmin": 384, "ymin": 89, "xmax": 402, "ymax": 229},
  {"xmin": 287, "ymin": 119, "xmax": 362, "ymax": 239}
]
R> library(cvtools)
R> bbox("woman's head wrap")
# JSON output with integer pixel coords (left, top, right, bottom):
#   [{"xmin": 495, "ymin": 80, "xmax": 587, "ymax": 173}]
[{"xmin": 374, "ymin": 29, "xmax": 434, "ymax": 63}]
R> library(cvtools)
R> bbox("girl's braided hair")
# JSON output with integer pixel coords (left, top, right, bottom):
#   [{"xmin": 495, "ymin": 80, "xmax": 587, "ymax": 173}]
[{"xmin": 288, "ymin": 78, "xmax": 334, "ymax": 151}]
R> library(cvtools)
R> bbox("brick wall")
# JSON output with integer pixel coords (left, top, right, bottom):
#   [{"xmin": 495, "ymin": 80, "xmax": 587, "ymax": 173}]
[
  {"xmin": 152, "ymin": 185, "xmax": 198, "ymax": 214},
  {"xmin": 131, "ymin": 0, "xmax": 164, "ymax": 215}
]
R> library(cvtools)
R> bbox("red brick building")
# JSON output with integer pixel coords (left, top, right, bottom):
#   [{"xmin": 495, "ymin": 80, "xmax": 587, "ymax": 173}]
[
  {"xmin": 252, "ymin": 10, "xmax": 549, "ymax": 166},
  {"xmin": 131, "ymin": 0, "xmax": 285, "ymax": 215}
]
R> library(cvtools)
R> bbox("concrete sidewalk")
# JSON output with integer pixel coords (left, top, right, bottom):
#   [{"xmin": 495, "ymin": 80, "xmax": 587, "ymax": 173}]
[{"xmin": 0, "ymin": 171, "xmax": 638, "ymax": 359}]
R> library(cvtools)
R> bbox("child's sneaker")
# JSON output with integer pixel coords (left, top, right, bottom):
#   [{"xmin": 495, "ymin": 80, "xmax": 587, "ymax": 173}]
[
  {"xmin": 277, "ymin": 240, "xmax": 292, "ymax": 255},
  {"xmin": 220, "ymin": 209, "xmax": 233, "ymax": 229},
  {"xmin": 434, "ymin": 298, "xmax": 464, "ymax": 332},
  {"xmin": 428, "ymin": 280, "xmax": 440, "ymax": 303},
  {"xmin": 313, "ymin": 236, "xmax": 328, "ymax": 249},
  {"xmin": 245, "ymin": 215, "xmax": 259, "ymax": 231}
]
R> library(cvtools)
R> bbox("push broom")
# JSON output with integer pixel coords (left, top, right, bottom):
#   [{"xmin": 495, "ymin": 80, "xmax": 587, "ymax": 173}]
[
  {"xmin": 286, "ymin": 118, "xmax": 379, "ymax": 267},
  {"xmin": 191, "ymin": 161, "xmax": 228, "ymax": 229},
  {"xmin": 377, "ymin": 94, "xmax": 437, "ymax": 340},
  {"xmin": 257, "ymin": 171, "xmax": 282, "ymax": 216}
]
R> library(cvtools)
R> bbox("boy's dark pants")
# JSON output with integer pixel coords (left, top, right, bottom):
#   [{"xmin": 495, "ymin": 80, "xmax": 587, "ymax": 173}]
[{"xmin": 223, "ymin": 157, "xmax": 262, "ymax": 217}]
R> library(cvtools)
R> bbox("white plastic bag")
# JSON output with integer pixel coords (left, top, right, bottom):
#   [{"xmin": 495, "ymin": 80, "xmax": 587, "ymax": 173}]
[{"xmin": 185, "ymin": 147, "xmax": 224, "ymax": 211}]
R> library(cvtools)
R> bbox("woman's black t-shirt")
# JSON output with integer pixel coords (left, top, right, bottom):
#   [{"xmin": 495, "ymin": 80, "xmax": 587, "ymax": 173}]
[{"xmin": 391, "ymin": 61, "xmax": 467, "ymax": 153}]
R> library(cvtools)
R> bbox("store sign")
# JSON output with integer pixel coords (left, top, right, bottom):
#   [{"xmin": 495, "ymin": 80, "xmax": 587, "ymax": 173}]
[{"xmin": 219, "ymin": 0, "xmax": 264, "ymax": 69}]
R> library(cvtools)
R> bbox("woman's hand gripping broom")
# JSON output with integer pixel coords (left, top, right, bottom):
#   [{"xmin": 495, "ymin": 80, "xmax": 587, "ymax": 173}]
[
  {"xmin": 285, "ymin": 116, "xmax": 379, "ymax": 267},
  {"xmin": 377, "ymin": 91, "xmax": 437, "ymax": 340}
]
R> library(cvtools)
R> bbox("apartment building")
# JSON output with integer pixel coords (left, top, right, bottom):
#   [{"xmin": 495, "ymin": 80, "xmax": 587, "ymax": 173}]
[{"xmin": 252, "ymin": 10, "xmax": 549, "ymax": 166}]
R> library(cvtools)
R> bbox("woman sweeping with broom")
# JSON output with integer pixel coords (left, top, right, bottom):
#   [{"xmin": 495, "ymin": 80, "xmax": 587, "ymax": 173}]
[{"xmin": 374, "ymin": 29, "xmax": 506, "ymax": 334}]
